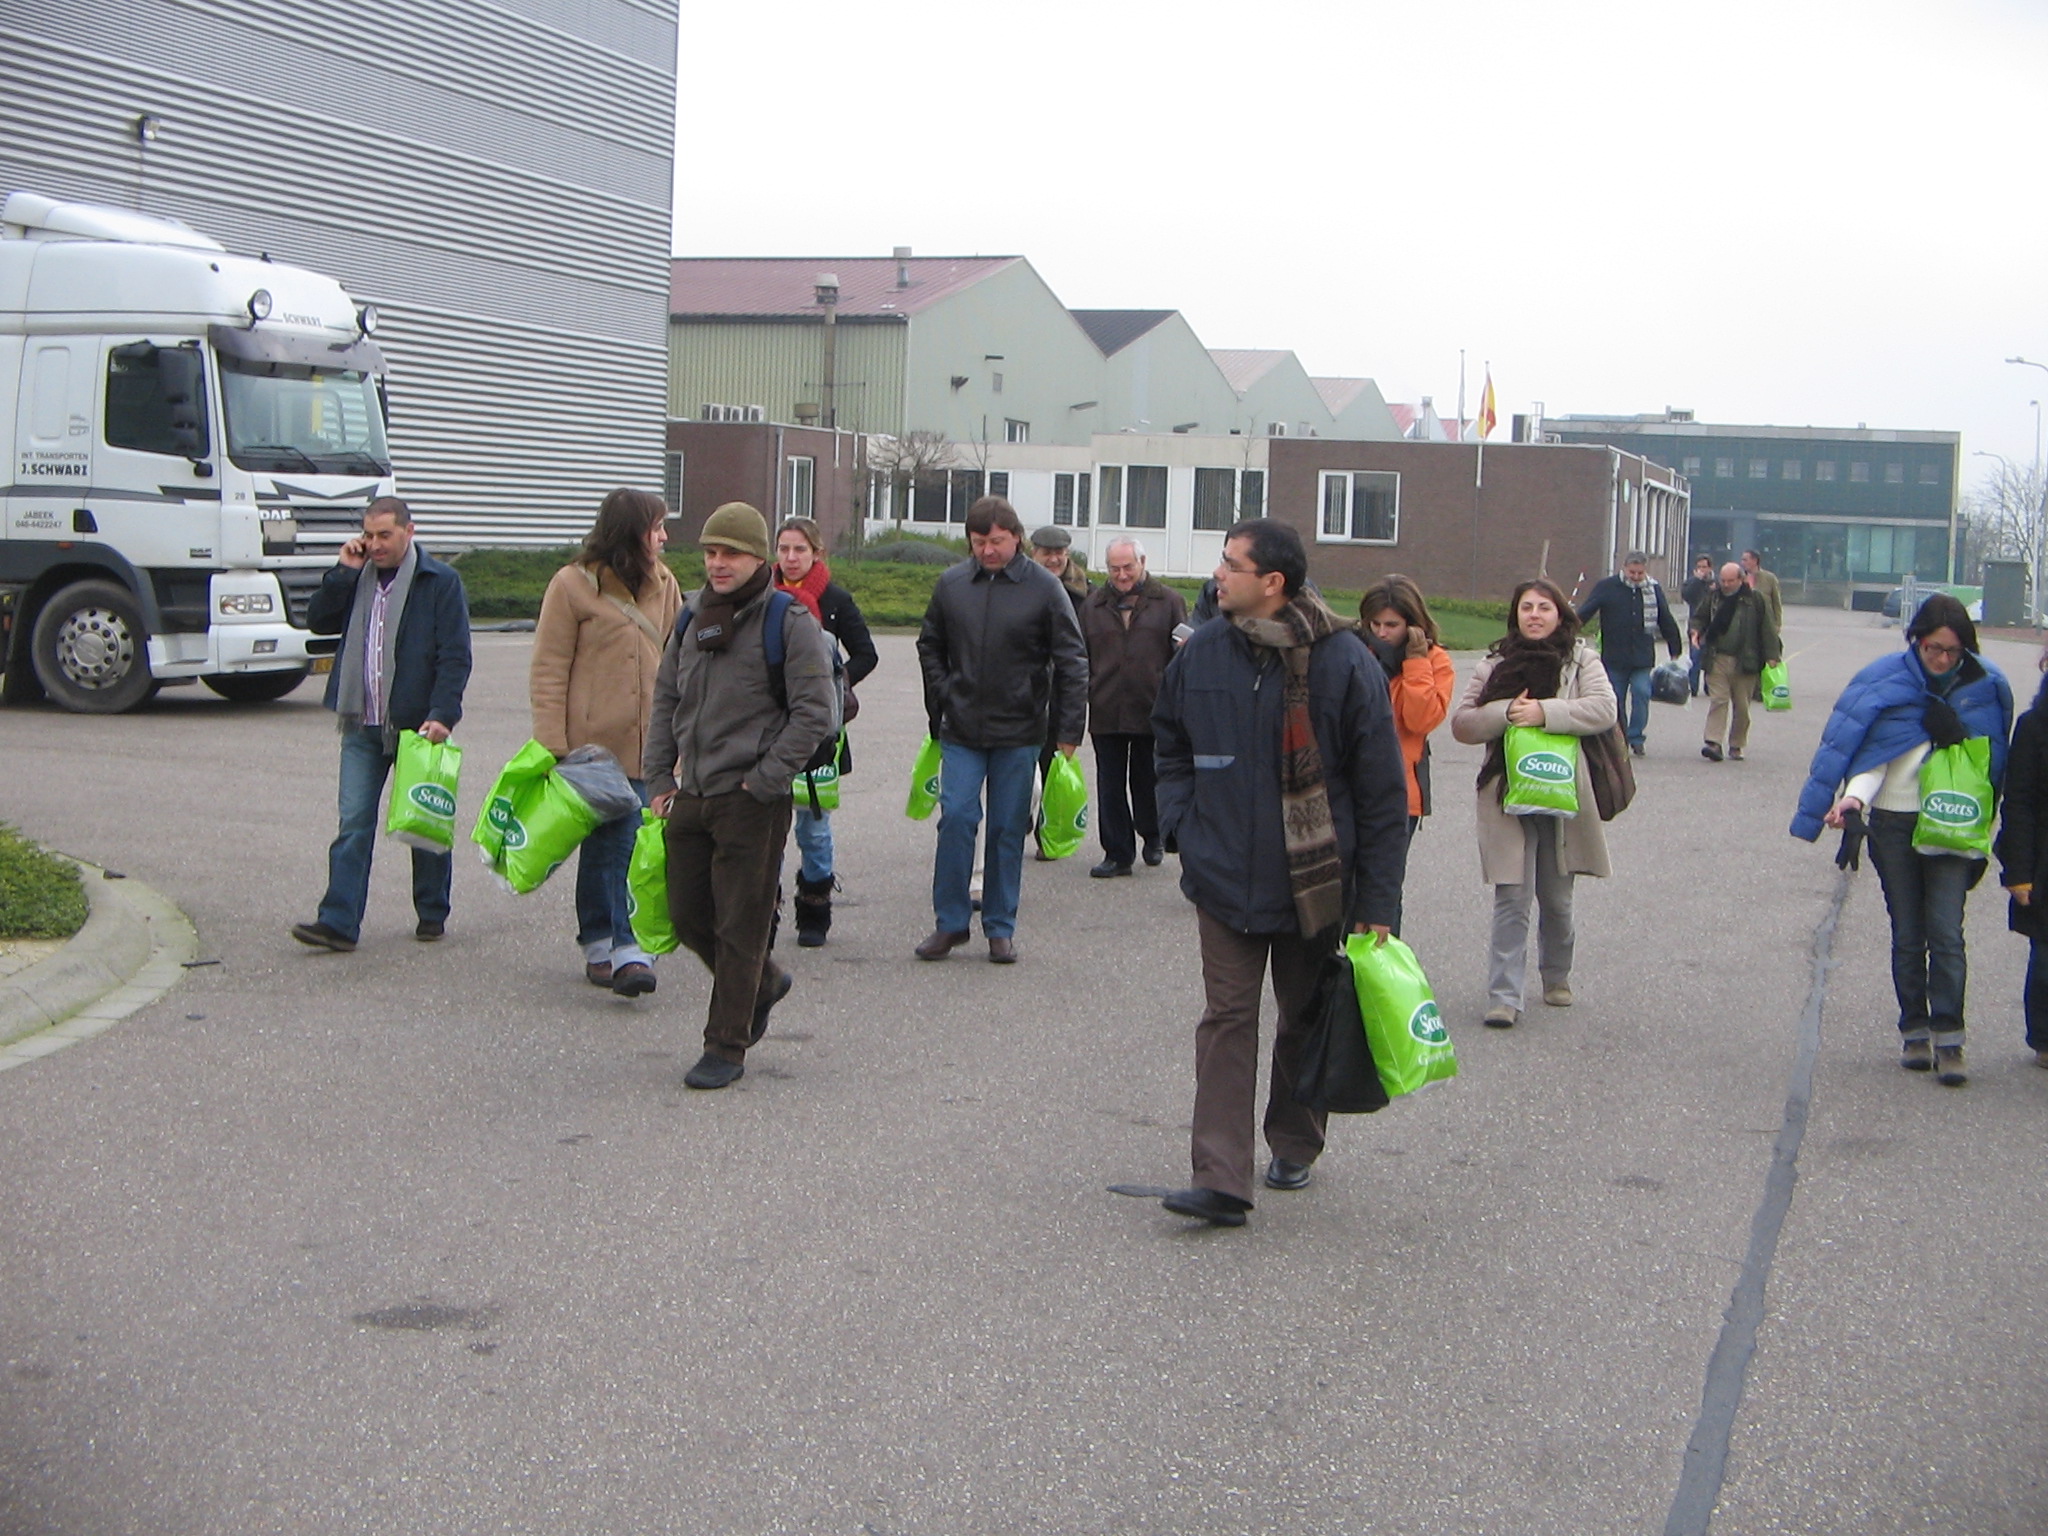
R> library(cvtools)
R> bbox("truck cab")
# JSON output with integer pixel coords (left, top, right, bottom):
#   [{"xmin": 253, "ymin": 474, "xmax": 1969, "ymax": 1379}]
[{"xmin": 0, "ymin": 191, "xmax": 393, "ymax": 711}]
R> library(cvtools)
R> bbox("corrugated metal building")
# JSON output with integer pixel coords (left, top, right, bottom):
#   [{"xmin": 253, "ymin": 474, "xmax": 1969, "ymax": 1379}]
[{"xmin": 0, "ymin": 0, "xmax": 678, "ymax": 546}]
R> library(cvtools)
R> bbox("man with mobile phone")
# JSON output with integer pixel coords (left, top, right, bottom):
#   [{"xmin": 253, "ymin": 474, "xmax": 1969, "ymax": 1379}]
[{"xmin": 291, "ymin": 497, "xmax": 472, "ymax": 952}]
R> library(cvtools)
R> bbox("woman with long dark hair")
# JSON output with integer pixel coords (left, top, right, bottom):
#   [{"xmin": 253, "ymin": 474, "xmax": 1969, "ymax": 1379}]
[
  {"xmin": 1795, "ymin": 593, "xmax": 2013, "ymax": 1084},
  {"xmin": 1358, "ymin": 575, "xmax": 1455, "ymax": 936},
  {"xmin": 1450, "ymin": 577, "xmax": 1617, "ymax": 1028},
  {"xmin": 529, "ymin": 488, "xmax": 683, "ymax": 995},
  {"xmin": 773, "ymin": 517, "xmax": 877, "ymax": 945}
]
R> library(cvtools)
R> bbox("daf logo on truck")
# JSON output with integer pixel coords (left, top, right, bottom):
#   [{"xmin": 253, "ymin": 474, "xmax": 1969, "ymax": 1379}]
[{"xmin": 0, "ymin": 192, "xmax": 395, "ymax": 713}]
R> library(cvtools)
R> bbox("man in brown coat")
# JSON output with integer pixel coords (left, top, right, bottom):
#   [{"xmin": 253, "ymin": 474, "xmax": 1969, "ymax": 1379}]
[{"xmin": 1080, "ymin": 536, "xmax": 1188, "ymax": 877}]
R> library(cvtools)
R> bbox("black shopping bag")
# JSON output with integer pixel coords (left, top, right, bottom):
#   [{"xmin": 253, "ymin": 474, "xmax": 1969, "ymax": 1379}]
[{"xmin": 1292, "ymin": 945, "xmax": 1391, "ymax": 1114}]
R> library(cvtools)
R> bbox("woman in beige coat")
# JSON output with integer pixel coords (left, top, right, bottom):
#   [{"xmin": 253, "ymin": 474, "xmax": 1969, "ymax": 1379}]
[
  {"xmin": 530, "ymin": 488, "xmax": 683, "ymax": 997},
  {"xmin": 1451, "ymin": 576, "xmax": 1617, "ymax": 1028}
]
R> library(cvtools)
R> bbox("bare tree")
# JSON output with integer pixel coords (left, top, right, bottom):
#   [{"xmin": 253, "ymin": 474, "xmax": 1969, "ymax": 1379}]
[
  {"xmin": 1962, "ymin": 457, "xmax": 2048, "ymax": 603},
  {"xmin": 865, "ymin": 430, "xmax": 958, "ymax": 525}
]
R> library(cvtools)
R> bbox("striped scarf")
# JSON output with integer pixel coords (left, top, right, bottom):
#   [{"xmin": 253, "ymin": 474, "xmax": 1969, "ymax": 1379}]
[{"xmin": 1231, "ymin": 591, "xmax": 1348, "ymax": 937}]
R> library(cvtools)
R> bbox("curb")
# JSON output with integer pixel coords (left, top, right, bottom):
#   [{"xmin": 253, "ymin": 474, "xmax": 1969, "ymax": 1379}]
[{"xmin": 0, "ymin": 861, "xmax": 197, "ymax": 1071}]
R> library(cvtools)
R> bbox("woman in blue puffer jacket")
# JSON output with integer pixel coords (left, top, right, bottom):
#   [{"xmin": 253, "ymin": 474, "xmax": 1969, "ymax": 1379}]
[{"xmin": 1791, "ymin": 594, "xmax": 2013, "ymax": 1085}]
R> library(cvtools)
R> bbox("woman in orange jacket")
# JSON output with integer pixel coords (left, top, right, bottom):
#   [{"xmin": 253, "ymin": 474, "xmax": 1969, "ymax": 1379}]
[{"xmin": 1359, "ymin": 576, "xmax": 1456, "ymax": 933}]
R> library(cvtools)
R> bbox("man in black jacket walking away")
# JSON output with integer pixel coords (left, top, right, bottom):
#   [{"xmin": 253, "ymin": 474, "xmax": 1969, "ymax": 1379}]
[
  {"xmin": 1150, "ymin": 519, "xmax": 1409, "ymax": 1226},
  {"xmin": 914, "ymin": 497, "xmax": 1088, "ymax": 964},
  {"xmin": 1576, "ymin": 551, "xmax": 1682, "ymax": 756}
]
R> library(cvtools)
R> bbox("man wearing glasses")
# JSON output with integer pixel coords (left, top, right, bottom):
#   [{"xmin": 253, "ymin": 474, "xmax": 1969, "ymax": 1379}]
[{"xmin": 1693, "ymin": 561, "xmax": 1781, "ymax": 762}]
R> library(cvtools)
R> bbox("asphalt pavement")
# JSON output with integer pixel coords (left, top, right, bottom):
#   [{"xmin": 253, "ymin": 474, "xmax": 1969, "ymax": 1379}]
[{"xmin": 1, "ymin": 604, "xmax": 2044, "ymax": 1535}]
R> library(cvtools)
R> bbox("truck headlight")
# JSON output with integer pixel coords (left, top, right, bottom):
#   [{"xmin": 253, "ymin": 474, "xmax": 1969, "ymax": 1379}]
[{"xmin": 218, "ymin": 593, "xmax": 276, "ymax": 615}]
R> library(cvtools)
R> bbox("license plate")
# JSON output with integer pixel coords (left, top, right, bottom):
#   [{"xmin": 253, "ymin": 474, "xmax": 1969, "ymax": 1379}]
[{"xmin": 311, "ymin": 657, "xmax": 334, "ymax": 674}]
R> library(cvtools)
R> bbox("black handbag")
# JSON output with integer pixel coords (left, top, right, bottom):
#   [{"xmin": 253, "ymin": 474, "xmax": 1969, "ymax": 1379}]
[{"xmin": 1291, "ymin": 943, "xmax": 1391, "ymax": 1115}]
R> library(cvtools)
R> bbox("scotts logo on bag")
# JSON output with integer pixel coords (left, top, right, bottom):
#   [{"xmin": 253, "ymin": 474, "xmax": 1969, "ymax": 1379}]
[
  {"xmin": 1518, "ymin": 751, "xmax": 1576, "ymax": 784},
  {"xmin": 1922, "ymin": 790, "xmax": 1985, "ymax": 828},
  {"xmin": 485, "ymin": 798, "xmax": 528, "ymax": 849},
  {"xmin": 410, "ymin": 783, "xmax": 457, "ymax": 819},
  {"xmin": 922, "ymin": 773, "xmax": 941, "ymax": 797},
  {"xmin": 1770, "ymin": 682, "xmax": 1791, "ymax": 700},
  {"xmin": 1408, "ymin": 1000, "xmax": 1448, "ymax": 1045}
]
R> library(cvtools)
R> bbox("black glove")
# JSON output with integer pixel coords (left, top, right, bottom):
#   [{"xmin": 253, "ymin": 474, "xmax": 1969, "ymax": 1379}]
[
  {"xmin": 1835, "ymin": 806, "xmax": 1866, "ymax": 872},
  {"xmin": 1923, "ymin": 696, "xmax": 1967, "ymax": 751}
]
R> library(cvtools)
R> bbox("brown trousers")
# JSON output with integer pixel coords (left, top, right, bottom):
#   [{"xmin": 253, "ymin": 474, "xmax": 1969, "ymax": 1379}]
[
  {"xmin": 664, "ymin": 789, "xmax": 791, "ymax": 1061},
  {"xmin": 1704, "ymin": 654, "xmax": 1757, "ymax": 752},
  {"xmin": 1190, "ymin": 908, "xmax": 1330, "ymax": 1205}
]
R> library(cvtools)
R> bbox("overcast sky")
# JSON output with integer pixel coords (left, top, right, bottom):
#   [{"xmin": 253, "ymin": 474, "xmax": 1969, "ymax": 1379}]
[{"xmin": 674, "ymin": 0, "xmax": 2048, "ymax": 484}]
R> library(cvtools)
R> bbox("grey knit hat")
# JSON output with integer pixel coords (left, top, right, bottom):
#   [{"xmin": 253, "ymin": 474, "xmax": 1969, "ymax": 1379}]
[{"xmin": 700, "ymin": 502, "xmax": 770, "ymax": 560}]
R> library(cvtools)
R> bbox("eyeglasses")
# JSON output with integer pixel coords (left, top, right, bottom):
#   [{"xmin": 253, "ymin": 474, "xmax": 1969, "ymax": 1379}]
[{"xmin": 1918, "ymin": 640, "xmax": 1964, "ymax": 661}]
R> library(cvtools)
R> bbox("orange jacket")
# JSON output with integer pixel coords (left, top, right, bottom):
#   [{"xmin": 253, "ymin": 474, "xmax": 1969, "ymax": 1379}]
[{"xmin": 1390, "ymin": 644, "xmax": 1457, "ymax": 816}]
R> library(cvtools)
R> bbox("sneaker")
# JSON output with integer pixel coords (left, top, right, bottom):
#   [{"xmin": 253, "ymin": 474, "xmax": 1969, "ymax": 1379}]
[
  {"xmin": 1901, "ymin": 1037, "xmax": 1933, "ymax": 1072},
  {"xmin": 683, "ymin": 1052, "xmax": 744, "ymax": 1090},
  {"xmin": 1701, "ymin": 742, "xmax": 1724, "ymax": 762},
  {"xmin": 1629, "ymin": 742, "xmax": 1646, "ymax": 757},
  {"xmin": 290, "ymin": 920, "xmax": 356, "ymax": 952},
  {"xmin": 751, "ymin": 968, "xmax": 792, "ymax": 1043},
  {"xmin": 414, "ymin": 919, "xmax": 445, "ymax": 942},
  {"xmin": 1542, "ymin": 983, "xmax": 1573, "ymax": 1008},
  {"xmin": 1482, "ymin": 1005, "xmax": 1518, "ymax": 1029},
  {"xmin": 1934, "ymin": 1044, "xmax": 1967, "ymax": 1086}
]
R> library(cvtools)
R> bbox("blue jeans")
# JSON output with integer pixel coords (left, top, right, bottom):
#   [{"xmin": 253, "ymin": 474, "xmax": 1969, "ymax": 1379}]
[
  {"xmin": 318, "ymin": 726, "xmax": 452, "ymax": 943},
  {"xmin": 792, "ymin": 806, "xmax": 833, "ymax": 883},
  {"xmin": 1866, "ymin": 809, "xmax": 1975, "ymax": 1040},
  {"xmin": 1687, "ymin": 641, "xmax": 1704, "ymax": 696},
  {"xmin": 934, "ymin": 742, "xmax": 1036, "ymax": 940},
  {"xmin": 575, "ymin": 778, "xmax": 648, "ymax": 965},
  {"xmin": 1604, "ymin": 662, "xmax": 1654, "ymax": 749}
]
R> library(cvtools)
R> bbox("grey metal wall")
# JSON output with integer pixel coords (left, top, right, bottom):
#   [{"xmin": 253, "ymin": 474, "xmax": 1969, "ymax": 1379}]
[{"xmin": 0, "ymin": 0, "xmax": 678, "ymax": 547}]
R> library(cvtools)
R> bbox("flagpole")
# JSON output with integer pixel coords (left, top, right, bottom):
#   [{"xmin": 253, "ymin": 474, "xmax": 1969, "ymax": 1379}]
[
  {"xmin": 1457, "ymin": 349, "xmax": 1466, "ymax": 444},
  {"xmin": 1476, "ymin": 359, "xmax": 1488, "ymax": 489}
]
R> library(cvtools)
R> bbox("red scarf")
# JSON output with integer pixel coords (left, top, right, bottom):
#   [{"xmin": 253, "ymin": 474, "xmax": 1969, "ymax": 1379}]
[{"xmin": 776, "ymin": 558, "xmax": 832, "ymax": 620}]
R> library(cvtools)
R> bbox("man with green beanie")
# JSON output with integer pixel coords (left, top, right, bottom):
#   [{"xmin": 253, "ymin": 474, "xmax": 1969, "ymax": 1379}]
[{"xmin": 645, "ymin": 502, "xmax": 838, "ymax": 1089}]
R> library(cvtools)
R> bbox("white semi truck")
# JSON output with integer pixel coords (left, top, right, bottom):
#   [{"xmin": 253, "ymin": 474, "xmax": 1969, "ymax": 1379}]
[{"xmin": 0, "ymin": 191, "xmax": 393, "ymax": 711}]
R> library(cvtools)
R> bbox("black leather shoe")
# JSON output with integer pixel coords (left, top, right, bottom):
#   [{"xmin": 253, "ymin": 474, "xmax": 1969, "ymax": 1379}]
[
  {"xmin": 915, "ymin": 928, "xmax": 972, "ymax": 961},
  {"xmin": 751, "ymin": 968, "xmax": 791, "ymax": 1043},
  {"xmin": 1701, "ymin": 742, "xmax": 1724, "ymax": 762},
  {"xmin": 1161, "ymin": 1187, "xmax": 1250, "ymax": 1225},
  {"xmin": 585, "ymin": 960, "xmax": 614, "ymax": 988},
  {"xmin": 683, "ymin": 1052, "xmax": 744, "ymax": 1090},
  {"xmin": 611, "ymin": 962, "xmax": 657, "ymax": 998},
  {"xmin": 987, "ymin": 936, "xmax": 1018, "ymax": 964},
  {"xmin": 414, "ymin": 919, "xmax": 444, "ymax": 942},
  {"xmin": 1142, "ymin": 840, "xmax": 1164, "ymax": 867},
  {"xmin": 1089, "ymin": 860, "xmax": 1133, "ymax": 879},
  {"xmin": 1264, "ymin": 1157, "xmax": 1312, "ymax": 1191},
  {"xmin": 291, "ymin": 921, "xmax": 356, "ymax": 952}
]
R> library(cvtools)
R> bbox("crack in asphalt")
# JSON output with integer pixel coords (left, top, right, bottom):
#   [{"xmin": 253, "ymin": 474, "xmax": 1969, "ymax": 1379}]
[{"xmin": 1664, "ymin": 866, "xmax": 1850, "ymax": 1535}]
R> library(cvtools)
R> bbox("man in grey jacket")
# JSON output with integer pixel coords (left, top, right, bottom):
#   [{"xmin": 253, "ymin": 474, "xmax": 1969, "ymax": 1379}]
[
  {"xmin": 1150, "ymin": 519, "xmax": 1408, "ymax": 1225},
  {"xmin": 645, "ymin": 502, "xmax": 837, "ymax": 1089},
  {"xmin": 914, "ymin": 496, "xmax": 1088, "ymax": 964}
]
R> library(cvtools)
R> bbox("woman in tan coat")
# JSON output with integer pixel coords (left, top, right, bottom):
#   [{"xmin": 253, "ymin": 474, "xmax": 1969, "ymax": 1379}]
[
  {"xmin": 530, "ymin": 488, "xmax": 683, "ymax": 997},
  {"xmin": 1451, "ymin": 576, "xmax": 1617, "ymax": 1028}
]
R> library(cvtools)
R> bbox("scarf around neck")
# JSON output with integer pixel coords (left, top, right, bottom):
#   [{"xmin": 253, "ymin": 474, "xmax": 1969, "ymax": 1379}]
[
  {"xmin": 1475, "ymin": 626, "xmax": 1576, "ymax": 794},
  {"xmin": 775, "ymin": 558, "xmax": 832, "ymax": 622},
  {"xmin": 334, "ymin": 541, "xmax": 418, "ymax": 746},
  {"xmin": 692, "ymin": 561, "xmax": 773, "ymax": 651},
  {"xmin": 1232, "ymin": 590, "xmax": 1349, "ymax": 938}
]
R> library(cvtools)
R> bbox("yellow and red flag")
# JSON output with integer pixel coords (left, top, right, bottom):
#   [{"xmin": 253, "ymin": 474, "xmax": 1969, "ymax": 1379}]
[{"xmin": 1476, "ymin": 369, "xmax": 1497, "ymax": 440}]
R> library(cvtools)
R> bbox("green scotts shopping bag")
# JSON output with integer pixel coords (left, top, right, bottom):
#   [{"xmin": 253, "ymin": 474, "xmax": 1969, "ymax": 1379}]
[
  {"xmin": 1348, "ymin": 932, "xmax": 1457, "ymax": 1097},
  {"xmin": 794, "ymin": 734, "xmax": 846, "ymax": 814},
  {"xmin": 1036, "ymin": 752, "xmax": 1088, "ymax": 860},
  {"xmin": 1914, "ymin": 736, "xmax": 1995, "ymax": 859},
  {"xmin": 625, "ymin": 809, "xmax": 678, "ymax": 955},
  {"xmin": 386, "ymin": 730, "xmax": 462, "ymax": 852},
  {"xmin": 1502, "ymin": 725, "xmax": 1580, "ymax": 817},
  {"xmin": 906, "ymin": 734, "xmax": 943, "ymax": 820},
  {"xmin": 1761, "ymin": 660, "xmax": 1791, "ymax": 712},
  {"xmin": 470, "ymin": 740, "xmax": 602, "ymax": 894}
]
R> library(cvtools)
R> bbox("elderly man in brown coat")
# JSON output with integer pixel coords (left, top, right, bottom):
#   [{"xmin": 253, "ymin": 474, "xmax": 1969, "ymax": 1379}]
[{"xmin": 1079, "ymin": 536, "xmax": 1188, "ymax": 877}]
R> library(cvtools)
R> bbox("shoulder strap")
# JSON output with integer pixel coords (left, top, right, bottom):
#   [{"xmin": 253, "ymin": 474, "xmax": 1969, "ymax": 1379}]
[
  {"xmin": 585, "ymin": 566, "xmax": 662, "ymax": 644},
  {"xmin": 672, "ymin": 589, "xmax": 796, "ymax": 708}
]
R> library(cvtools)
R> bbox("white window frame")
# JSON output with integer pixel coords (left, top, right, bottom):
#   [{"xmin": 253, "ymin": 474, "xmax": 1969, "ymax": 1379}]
[
  {"xmin": 1192, "ymin": 466, "xmax": 1262, "ymax": 531},
  {"xmin": 784, "ymin": 454, "xmax": 815, "ymax": 519},
  {"xmin": 663, "ymin": 450, "xmax": 683, "ymax": 513},
  {"xmin": 1052, "ymin": 470, "xmax": 1093, "ymax": 527},
  {"xmin": 1124, "ymin": 464, "xmax": 1168, "ymax": 529},
  {"xmin": 1097, "ymin": 464, "xmax": 1124, "ymax": 526},
  {"xmin": 1004, "ymin": 419, "xmax": 1029, "ymax": 444},
  {"xmin": 1317, "ymin": 469, "xmax": 1400, "ymax": 545}
]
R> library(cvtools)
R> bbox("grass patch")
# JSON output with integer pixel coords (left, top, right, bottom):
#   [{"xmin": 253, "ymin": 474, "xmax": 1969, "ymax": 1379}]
[{"xmin": 0, "ymin": 824, "xmax": 88, "ymax": 940}]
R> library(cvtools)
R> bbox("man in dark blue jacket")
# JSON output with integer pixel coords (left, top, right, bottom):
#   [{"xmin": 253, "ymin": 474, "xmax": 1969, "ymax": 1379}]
[
  {"xmin": 292, "ymin": 497, "xmax": 472, "ymax": 952},
  {"xmin": 1150, "ymin": 519, "xmax": 1409, "ymax": 1226},
  {"xmin": 1576, "ymin": 552, "xmax": 1682, "ymax": 756}
]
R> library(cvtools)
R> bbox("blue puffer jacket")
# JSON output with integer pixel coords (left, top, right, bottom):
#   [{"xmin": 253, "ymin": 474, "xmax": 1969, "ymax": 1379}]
[
  {"xmin": 1153, "ymin": 619, "xmax": 1410, "ymax": 933},
  {"xmin": 1790, "ymin": 646, "xmax": 2013, "ymax": 842}
]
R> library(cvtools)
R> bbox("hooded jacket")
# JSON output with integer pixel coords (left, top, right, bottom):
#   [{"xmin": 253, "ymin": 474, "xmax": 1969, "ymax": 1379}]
[{"xmin": 1790, "ymin": 645, "xmax": 2013, "ymax": 842}]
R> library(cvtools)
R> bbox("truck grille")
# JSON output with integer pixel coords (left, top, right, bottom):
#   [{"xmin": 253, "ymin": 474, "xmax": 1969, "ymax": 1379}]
[{"xmin": 279, "ymin": 568, "xmax": 326, "ymax": 629}]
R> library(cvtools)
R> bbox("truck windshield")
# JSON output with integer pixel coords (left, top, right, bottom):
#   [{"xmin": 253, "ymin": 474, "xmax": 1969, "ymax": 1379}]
[{"xmin": 220, "ymin": 356, "xmax": 391, "ymax": 475}]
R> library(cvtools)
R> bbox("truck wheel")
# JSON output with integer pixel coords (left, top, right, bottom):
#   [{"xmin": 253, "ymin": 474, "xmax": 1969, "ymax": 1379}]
[
  {"xmin": 203, "ymin": 667, "xmax": 311, "ymax": 703},
  {"xmin": 31, "ymin": 580, "xmax": 155, "ymax": 713}
]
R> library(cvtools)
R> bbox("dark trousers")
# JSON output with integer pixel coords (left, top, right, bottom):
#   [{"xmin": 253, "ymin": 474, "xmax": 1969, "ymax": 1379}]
[
  {"xmin": 664, "ymin": 789, "xmax": 792, "ymax": 1061},
  {"xmin": 1190, "ymin": 908, "xmax": 1329, "ymax": 1205},
  {"xmin": 1866, "ymin": 809, "xmax": 1974, "ymax": 1041},
  {"xmin": 1091, "ymin": 732, "xmax": 1158, "ymax": 867},
  {"xmin": 2026, "ymin": 939, "xmax": 2048, "ymax": 1052}
]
